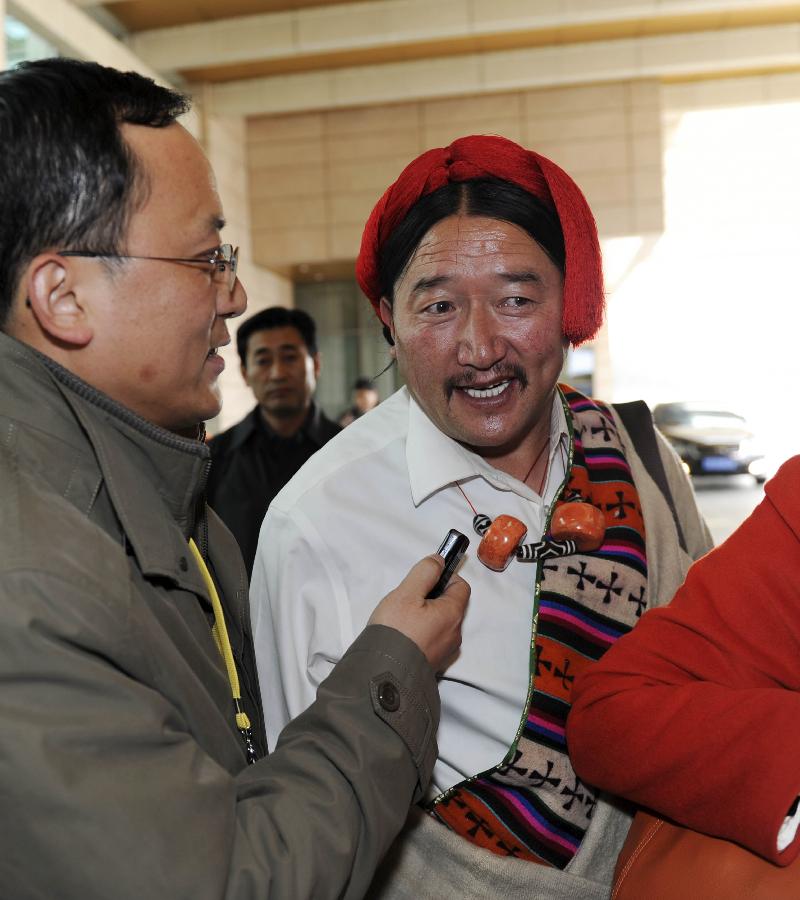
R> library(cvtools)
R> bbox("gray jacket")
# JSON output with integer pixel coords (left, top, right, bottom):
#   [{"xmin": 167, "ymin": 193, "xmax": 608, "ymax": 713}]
[{"xmin": 0, "ymin": 332, "xmax": 439, "ymax": 900}]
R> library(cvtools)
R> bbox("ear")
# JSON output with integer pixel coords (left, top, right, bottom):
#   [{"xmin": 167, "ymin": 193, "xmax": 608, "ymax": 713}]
[
  {"xmin": 240, "ymin": 362, "xmax": 250, "ymax": 386},
  {"xmin": 25, "ymin": 255, "xmax": 93, "ymax": 347},
  {"xmin": 312, "ymin": 352, "xmax": 321, "ymax": 380},
  {"xmin": 378, "ymin": 298, "xmax": 397, "ymax": 358}
]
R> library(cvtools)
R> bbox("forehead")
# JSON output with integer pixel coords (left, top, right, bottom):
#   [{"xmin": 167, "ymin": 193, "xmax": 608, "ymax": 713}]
[
  {"xmin": 406, "ymin": 215, "xmax": 550, "ymax": 276},
  {"xmin": 121, "ymin": 122, "xmax": 222, "ymax": 249},
  {"xmin": 246, "ymin": 325, "xmax": 309, "ymax": 356}
]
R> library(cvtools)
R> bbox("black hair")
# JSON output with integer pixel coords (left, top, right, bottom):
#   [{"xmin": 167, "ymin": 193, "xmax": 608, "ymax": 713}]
[
  {"xmin": 0, "ymin": 57, "xmax": 189, "ymax": 327},
  {"xmin": 377, "ymin": 178, "xmax": 565, "ymax": 345},
  {"xmin": 353, "ymin": 376, "xmax": 376, "ymax": 391},
  {"xmin": 236, "ymin": 306, "xmax": 318, "ymax": 365}
]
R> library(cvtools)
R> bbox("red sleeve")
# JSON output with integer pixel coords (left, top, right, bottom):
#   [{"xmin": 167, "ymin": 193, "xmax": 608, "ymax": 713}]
[{"xmin": 567, "ymin": 456, "xmax": 800, "ymax": 864}]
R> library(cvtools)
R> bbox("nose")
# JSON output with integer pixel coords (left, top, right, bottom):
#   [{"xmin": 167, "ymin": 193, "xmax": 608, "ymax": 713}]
[
  {"xmin": 455, "ymin": 303, "xmax": 506, "ymax": 368},
  {"xmin": 268, "ymin": 357, "xmax": 289, "ymax": 381},
  {"xmin": 218, "ymin": 276, "xmax": 247, "ymax": 319}
]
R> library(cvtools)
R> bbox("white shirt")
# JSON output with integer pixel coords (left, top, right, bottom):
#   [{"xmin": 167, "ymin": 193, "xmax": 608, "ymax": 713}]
[{"xmin": 250, "ymin": 386, "xmax": 568, "ymax": 795}]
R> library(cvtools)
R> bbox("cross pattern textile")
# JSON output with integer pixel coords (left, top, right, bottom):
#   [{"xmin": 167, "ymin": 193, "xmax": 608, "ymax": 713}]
[{"xmin": 430, "ymin": 389, "xmax": 648, "ymax": 868}]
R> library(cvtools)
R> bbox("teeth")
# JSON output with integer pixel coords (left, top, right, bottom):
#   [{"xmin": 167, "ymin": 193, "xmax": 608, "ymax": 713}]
[{"xmin": 464, "ymin": 380, "xmax": 510, "ymax": 399}]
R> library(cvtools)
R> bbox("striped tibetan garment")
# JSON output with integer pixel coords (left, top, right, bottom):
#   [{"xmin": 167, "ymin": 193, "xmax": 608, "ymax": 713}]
[{"xmin": 429, "ymin": 385, "xmax": 648, "ymax": 869}]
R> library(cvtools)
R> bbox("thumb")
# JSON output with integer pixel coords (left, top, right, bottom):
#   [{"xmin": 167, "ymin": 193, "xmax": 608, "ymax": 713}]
[{"xmin": 397, "ymin": 553, "xmax": 446, "ymax": 597}]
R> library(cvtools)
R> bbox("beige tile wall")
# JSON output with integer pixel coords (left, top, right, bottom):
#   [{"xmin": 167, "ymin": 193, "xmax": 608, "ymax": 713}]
[
  {"xmin": 247, "ymin": 78, "xmax": 664, "ymax": 270},
  {"xmin": 202, "ymin": 111, "xmax": 293, "ymax": 432}
]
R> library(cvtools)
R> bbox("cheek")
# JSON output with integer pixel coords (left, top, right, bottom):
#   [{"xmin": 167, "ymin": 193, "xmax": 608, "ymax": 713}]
[
  {"xmin": 395, "ymin": 325, "xmax": 453, "ymax": 369},
  {"xmin": 138, "ymin": 364, "xmax": 158, "ymax": 383},
  {"xmin": 510, "ymin": 316, "xmax": 565, "ymax": 360}
]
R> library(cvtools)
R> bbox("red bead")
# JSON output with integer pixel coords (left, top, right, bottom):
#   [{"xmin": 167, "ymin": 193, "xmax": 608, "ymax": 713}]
[
  {"xmin": 551, "ymin": 502, "xmax": 605, "ymax": 551},
  {"xmin": 477, "ymin": 514, "xmax": 527, "ymax": 571}
]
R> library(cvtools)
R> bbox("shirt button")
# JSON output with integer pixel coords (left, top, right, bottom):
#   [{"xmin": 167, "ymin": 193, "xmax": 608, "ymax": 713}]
[{"xmin": 377, "ymin": 680, "xmax": 400, "ymax": 712}]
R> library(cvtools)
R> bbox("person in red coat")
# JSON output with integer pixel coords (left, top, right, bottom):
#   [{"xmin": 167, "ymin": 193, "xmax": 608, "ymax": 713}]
[{"xmin": 567, "ymin": 455, "xmax": 800, "ymax": 865}]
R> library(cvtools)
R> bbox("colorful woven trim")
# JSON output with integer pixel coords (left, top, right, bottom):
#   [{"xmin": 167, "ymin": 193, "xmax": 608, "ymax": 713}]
[{"xmin": 429, "ymin": 385, "xmax": 648, "ymax": 868}]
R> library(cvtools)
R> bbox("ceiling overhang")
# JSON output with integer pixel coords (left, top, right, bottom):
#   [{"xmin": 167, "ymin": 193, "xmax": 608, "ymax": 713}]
[
  {"xmin": 123, "ymin": 0, "xmax": 800, "ymax": 86},
  {"xmin": 207, "ymin": 21, "xmax": 800, "ymax": 116}
]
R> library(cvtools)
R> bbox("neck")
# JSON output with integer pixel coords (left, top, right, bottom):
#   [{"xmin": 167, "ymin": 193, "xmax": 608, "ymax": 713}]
[
  {"xmin": 471, "ymin": 414, "xmax": 554, "ymax": 485},
  {"xmin": 260, "ymin": 405, "xmax": 309, "ymax": 438}
]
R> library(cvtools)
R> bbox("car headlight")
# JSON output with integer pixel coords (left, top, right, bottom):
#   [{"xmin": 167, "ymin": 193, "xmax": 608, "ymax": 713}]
[{"xmin": 738, "ymin": 436, "xmax": 762, "ymax": 458}]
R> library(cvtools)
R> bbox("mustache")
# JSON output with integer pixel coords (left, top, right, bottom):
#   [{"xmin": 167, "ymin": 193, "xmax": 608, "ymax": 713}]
[{"xmin": 445, "ymin": 365, "xmax": 528, "ymax": 399}]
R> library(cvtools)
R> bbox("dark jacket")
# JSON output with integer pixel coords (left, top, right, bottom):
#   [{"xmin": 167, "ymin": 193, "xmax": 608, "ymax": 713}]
[
  {"xmin": 0, "ymin": 332, "xmax": 439, "ymax": 899},
  {"xmin": 207, "ymin": 404, "xmax": 341, "ymax": 575}
]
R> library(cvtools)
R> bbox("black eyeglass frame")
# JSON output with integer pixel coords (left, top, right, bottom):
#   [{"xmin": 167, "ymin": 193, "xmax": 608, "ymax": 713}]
[{"xmin": 58, "ymin": 244, "xmax": 239, "ymax": 293}]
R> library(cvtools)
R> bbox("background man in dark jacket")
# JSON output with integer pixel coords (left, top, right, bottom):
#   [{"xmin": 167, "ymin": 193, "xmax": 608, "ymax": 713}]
[
  {"xmin": 0, "ymin": 57, "xmax": 468, "ymax": 900},
  {"xmin": 339, "ymin": 376, "xmax": 380, "ymax": 426},
  {"xmin": 208, "ymin": 306, "xmax": 340, "ymax": 575}
]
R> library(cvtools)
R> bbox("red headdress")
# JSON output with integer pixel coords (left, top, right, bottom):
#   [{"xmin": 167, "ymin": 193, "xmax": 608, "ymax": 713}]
[{"xmin": 355, "ymin": 134, "xmax": 604, "ymax": 345}]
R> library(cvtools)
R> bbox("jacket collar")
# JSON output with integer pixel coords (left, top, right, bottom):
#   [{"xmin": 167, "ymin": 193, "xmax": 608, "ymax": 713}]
[
  {"xmin": 0, "ymin": 333, "xmax": 210, "ymax": 592},
  {"xmin": 303, "ymin": 401, "xmax": 338, "ymax": 446}
]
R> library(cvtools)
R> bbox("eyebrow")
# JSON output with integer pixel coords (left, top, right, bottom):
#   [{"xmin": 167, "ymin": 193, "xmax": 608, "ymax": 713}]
[
  {"xmin": 498, "ymin": 270, "xmax": 543, "ymax": 284},
  {"xmin": 191, "ymin": 216, "xmax": 227, "ymax": 256},
  {"xmin": 252, "ymin": 343, "xmax": 301, "ymax": 355},
  {"xmin": 410, "ymin": 270, "xmax": 543, "ymax": 295},
  {"xmin": 196, "ymin": 216, "xmax": 226, "ymax": 246},
  {"xmin": 410, "ymin": 275, "xmax": 452, "ymax": 295}
]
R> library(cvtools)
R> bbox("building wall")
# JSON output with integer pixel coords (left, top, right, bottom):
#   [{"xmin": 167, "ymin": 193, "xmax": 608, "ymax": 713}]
[
  {"xmin": 247, "ymin": 78, "xmax": 665, "ymax": 271},
  {"xmin": 244, "ymin": 79, "xmax": 661, "ymax": 409},
  {"xmin": 607, "ymin": 69, "xmax": 800, "ymax": 471},
  {"xmin": 200, "ymin": 108, "xmax": 293, "ymax": 433}
]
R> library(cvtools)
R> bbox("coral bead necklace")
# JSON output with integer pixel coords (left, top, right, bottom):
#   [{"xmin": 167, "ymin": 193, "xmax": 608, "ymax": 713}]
[{"xmin": 456, "ymin": 437, "xmax": 606, "ymax": 572}]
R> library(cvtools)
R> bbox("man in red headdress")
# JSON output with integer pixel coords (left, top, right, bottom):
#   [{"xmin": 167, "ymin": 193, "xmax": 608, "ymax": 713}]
[{"xmin": 250, "ymin": 135, "xmax": 713, "ymax": 898}]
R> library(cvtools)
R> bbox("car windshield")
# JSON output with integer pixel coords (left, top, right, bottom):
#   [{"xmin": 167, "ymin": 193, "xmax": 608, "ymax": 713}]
[{"xmin": 656, "ymin": 408, "xmax": 746, "ymax": 429}]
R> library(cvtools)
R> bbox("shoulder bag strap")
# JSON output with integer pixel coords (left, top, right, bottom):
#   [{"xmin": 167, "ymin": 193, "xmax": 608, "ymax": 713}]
[{"xmin": 613, "ymin": 400, "xmax": 688, "ymax": 554}]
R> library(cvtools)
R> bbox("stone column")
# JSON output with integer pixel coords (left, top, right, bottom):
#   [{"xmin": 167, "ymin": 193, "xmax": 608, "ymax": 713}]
[{"xmin": 194, "ymin": 91, "xmax": 293, "ymax": 432}]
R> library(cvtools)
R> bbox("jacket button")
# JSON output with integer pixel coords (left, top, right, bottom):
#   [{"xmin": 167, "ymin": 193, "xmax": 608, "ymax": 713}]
[{"xmin": 377, "ymin": 680, "xmax": 400, "ymax": 712}]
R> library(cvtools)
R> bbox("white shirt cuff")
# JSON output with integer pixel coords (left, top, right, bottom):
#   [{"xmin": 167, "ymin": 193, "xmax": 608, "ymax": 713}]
[{"xmin": 777, "ymin": 797, "xmax": 800, "ymax": 852}]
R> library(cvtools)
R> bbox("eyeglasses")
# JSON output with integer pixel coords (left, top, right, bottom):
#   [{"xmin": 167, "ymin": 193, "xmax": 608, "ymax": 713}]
[{"xmin": 58, "ymin": 244, "xmax": 239, "ymax": 293}]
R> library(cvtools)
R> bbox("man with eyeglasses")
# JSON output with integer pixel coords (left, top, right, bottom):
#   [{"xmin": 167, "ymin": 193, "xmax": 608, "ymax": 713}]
[{"xmin": 0, "ymin": 58, "xmax": 468, "ymax": 899}]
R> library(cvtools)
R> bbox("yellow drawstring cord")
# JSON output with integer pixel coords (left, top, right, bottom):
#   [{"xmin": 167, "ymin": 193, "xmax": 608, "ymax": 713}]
[{"xmin": 188, "ymin": 539, "xmax": 252, "ymax": 733}]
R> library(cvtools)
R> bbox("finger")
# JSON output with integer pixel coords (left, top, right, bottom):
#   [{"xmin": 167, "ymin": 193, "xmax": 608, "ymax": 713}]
[
  {"xmin": 439, "ymin": 574, "xmax": 470, "ymax": 610},
  {"xmin": 397, "ymin": 553, "xmax": 446, "ymax": 595}
]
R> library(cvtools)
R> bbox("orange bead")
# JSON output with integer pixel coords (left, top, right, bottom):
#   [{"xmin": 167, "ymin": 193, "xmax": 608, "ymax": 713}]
[
  {"xmin": 477, "ymin": 514, "xmax": 528, "ymax": 571},
  {"xmin": 550, "ymin": 502, "xmax": 605, "ymax": 552}
]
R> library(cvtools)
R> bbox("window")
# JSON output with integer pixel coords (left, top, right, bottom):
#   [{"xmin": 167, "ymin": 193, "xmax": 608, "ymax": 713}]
[
  {"xmin": 295, "ymin": 279, "xmax": 399, "ymax": 419},
  {"xmin": 4, "ymin": 15, "xmax": 57, "ymax": 69}
]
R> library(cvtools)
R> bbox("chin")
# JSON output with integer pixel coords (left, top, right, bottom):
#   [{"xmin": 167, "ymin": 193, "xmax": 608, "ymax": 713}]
[
  {"xmin": 179, "ymin": 398, "xmax": 222, "ymax": 432},
  {"xmin": 203, "ymin": 387, "xmax": 223, "ymax": 417},
  {"xmin": 267, "ymin": 404, "xmax": 303, "ymax": 418}
]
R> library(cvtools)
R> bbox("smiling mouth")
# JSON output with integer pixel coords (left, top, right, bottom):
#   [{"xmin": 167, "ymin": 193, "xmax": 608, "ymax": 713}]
[
  {"xmin": 446, "ymin": 365, "xmax": 528, "ymax": 400},
  {"xmin": 462, "ymin": 379, "xmax": 512, "ymax": 399}
]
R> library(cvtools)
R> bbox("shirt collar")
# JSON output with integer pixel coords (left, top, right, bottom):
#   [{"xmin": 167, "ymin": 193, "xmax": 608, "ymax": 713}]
[{"xmin": 406, "ymin": 389, "xmax": 569, "ymax": 507}]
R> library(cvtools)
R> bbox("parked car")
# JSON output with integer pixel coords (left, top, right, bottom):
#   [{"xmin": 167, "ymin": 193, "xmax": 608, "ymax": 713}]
[{"xmin": 652, "ymin": 402, "xmax": 766, "ymax": 483}]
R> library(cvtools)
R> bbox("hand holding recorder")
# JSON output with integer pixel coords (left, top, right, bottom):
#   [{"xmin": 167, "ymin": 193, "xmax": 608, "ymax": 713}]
[{"xmin": 368, "ymin": 531, "xmax": 470, "ymax": 673}]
